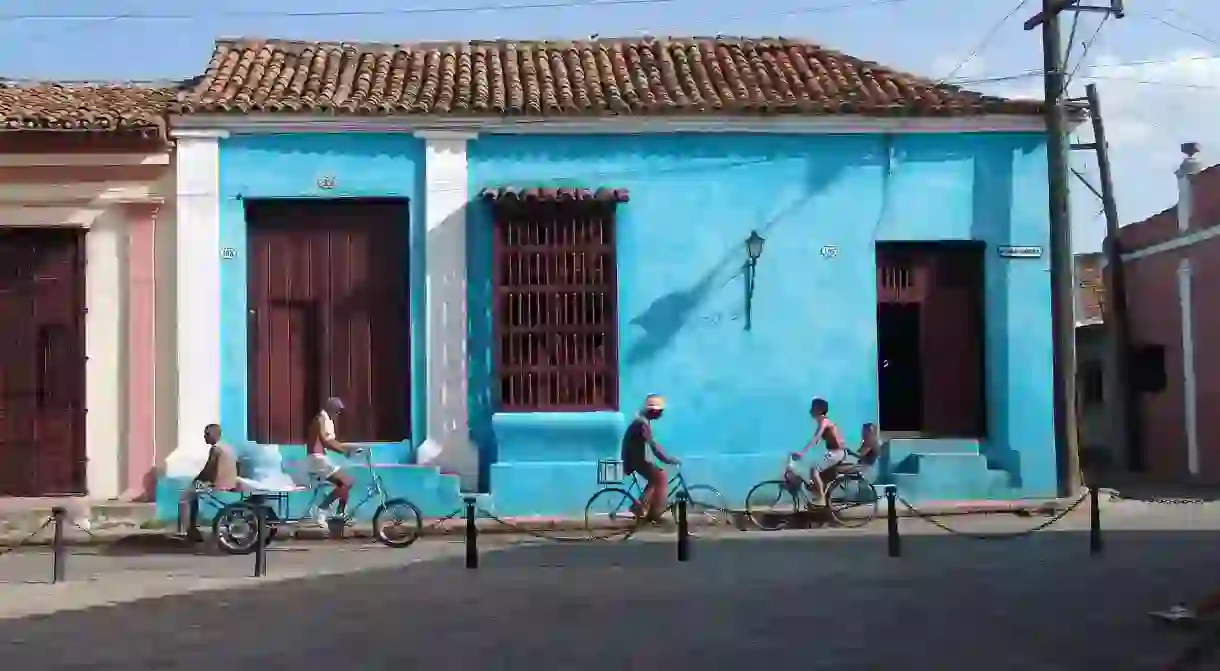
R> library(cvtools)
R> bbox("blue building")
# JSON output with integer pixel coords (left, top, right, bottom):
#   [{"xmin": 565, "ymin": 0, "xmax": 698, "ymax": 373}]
[{"xmin": 160, "ymin": 36, "xmax": 1059, "ymax": 521}]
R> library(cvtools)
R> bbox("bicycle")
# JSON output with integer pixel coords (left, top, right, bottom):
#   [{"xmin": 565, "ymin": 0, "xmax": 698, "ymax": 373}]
[
  {"xmin": 583, "ymin": 459, "xmax": 730, "ymax": 536},
  {"xmin": 210, "ymin": 447, "xmax": 424, "ymax": 554},
  {"xmin": 745, "ymin": 452, "xmax": 879, "ymax": 530}
]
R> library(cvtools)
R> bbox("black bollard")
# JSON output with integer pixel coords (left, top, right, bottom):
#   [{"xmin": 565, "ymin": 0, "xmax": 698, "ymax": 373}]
[
  {"xmin": 885, "ymin": 487, "xmax": 901, "ymax": 558},
  {"xmin": 253, "ymin": 504, "xmax": 268, "ymax": 578},
  {"xmin": 465, "ymin": 497, "xmax": 478, "ymax": 570},
  {"xmin": 50, "ymin": 506, "xmax": 66, "ymax": 584},
  {"xmin": 677, "ymin": 493, "xmax": 690, "ymax": 562},
  {"xmin": 1089, "ymin": 484, "xmax": 1103, "ymax": 556}
]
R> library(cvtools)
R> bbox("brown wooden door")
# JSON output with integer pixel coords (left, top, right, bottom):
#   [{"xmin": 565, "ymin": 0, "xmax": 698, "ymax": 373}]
[
  {"xmin": 246, "ymin": 199, "xmax": 410, "ymax": 444},
  {"xmin": 0, "ymin": 228, "xmax": 86, "ymax": 496},
  {"xmin": 920, "ymin": 247, "xmax": 985, "ymax": 437}
]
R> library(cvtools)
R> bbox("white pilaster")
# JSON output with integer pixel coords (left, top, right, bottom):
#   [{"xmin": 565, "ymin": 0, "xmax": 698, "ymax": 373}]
[
  {"xmin": 414, "ymin": 131, "xmax": 478, "ymax": 489},
  {"xmin": 1176, "ymin": 142, "xmax": 1201, "ymax": 232},
  {"xmin": 169, "ymin": 130, "xmax": 224, "ymax": 469},
  {"xmin": 84, "ymin": 208, "xmax": 123, "ymax": 498},
  {"xmin": 1179, "ymin": 258, "xmax": 1199, "ymax": 476}
]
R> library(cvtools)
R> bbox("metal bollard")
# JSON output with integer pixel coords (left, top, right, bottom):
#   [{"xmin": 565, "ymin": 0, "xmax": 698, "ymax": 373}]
[
  {"xmin": 1089, "ymin": 484, "xmax": 1103, "ymax": 556},
  {"xmin": 51, "ymin": 506, "xmax": 67, "ymax": 584},
  {"xmin": 676, "ymin": 491, "xmax": 690, "ymax": 562},
  {"xmin": 885, "ymin": 487, "xmax": 901, "ymax": 558},
  {"xmin": 465, "ymin": 497, "xmax": 478, "ymax": 570},
  {"xmin": 253, "ymin": 504, "xmax": 268, "ymax": 578}
]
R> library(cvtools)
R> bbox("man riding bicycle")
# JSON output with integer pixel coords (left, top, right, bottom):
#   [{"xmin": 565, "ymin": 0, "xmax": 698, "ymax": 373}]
[
  {"xmin": 790, "ymin": 397, "xmax": 847, "ymax": 508},
  {"xmin": 305, "ymin": 397, "xmax": 360, "ymax": 527},
  {"xmin": 621, "ymin": 394, "xmax": 680, "ymax": 523}
]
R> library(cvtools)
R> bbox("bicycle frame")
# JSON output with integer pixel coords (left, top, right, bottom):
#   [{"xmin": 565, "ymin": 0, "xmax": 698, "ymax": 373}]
[
  {"xmin": 231, "ymin": 449, "xmax": 391, "ymax": 525},
  {"xmin": 623, "ymin": 468, "xmax": 691, "ymax": 504}
]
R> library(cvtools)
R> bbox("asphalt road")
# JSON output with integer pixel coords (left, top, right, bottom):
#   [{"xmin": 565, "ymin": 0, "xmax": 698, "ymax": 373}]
[{"xmin": 0, "ymin": 522, "xmax": 1216, "ymax": 670}]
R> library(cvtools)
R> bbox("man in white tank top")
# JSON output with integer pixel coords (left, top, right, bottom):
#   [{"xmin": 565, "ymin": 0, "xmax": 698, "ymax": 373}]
[{"xmin": 306, "ymin": 397, "xmax": 357, "ymax": 527}]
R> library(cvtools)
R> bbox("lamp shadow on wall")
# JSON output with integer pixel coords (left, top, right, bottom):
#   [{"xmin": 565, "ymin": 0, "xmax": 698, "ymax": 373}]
[{"xmin": 624, "ymin": 154, "xmax": 876, "ymax": 367}]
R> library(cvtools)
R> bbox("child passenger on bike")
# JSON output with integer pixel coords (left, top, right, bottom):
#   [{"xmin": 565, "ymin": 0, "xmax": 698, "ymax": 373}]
[
  {"xmin": 621, "ymin": 394, "xmax": 681, "ymax": 523},
  {"xmin": 790, "ymin": 397, "xmax": 846, "ymax": 507}
]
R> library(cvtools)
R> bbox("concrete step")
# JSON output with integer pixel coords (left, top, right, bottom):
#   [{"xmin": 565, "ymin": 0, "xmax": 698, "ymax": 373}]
[
  {"xmin": 0, "ymin": 498, "xmax": 156, "ymax": 535},
  {"xmin": 888, "ymin": 453, "xmax": 1016, "ymax": 502}
]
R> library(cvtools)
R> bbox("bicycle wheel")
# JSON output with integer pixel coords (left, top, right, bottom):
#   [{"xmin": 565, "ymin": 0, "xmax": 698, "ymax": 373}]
[
  {"xmin": 584, "ymin": 487, "xmax": 640, "ymax": 536},
  {"xmin": 683, "ymin": 484, "xmax": 733, "ymax": 528},
  {"xmin": 826, "ymin": 475, "xmax": 879, "ymax": 528},
  {"xmin": 372, "ymin": 498, "xmax": 424, "ymax": 548},
  {"xmin": 745, "ymin": 480, "xmax": 798, "ymax": 531},
  {"xmin": 212, "ymin": 502, "xmax": 273, "ymax": 555}
]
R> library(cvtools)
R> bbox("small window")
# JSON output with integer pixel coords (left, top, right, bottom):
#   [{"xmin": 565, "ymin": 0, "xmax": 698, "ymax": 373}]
[
  {"xmin": 490, "ymin": 201, "xmax": 619, "ymax": 412},
  {"xmin": 1131, "ymin": 344, "xmax": 1167, "ymax": 394},
  {"xmin": 1079, "ymin": 360, "xmax": 1104, "ymax": 406}
]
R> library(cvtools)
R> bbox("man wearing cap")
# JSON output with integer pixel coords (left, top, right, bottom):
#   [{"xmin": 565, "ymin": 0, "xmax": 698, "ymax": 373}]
[
  {"xmin": 306, "ymin": 397, "xmax": 358, "ymax": 527},
  {"xmin": 621, "ymin": 394, "xmax": 681, "ymax": 522}
]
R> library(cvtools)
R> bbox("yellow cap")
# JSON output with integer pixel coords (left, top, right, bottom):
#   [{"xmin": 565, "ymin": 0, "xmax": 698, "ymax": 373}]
[{"xmin": 643, "ymin": 394, "xmax": 666, "ymax": 411}]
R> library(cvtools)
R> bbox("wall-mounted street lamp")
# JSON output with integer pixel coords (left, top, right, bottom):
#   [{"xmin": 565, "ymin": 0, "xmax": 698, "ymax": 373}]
[{"xmin": 744, "ymin": 230, "xmax": 765, "ymax": 331}]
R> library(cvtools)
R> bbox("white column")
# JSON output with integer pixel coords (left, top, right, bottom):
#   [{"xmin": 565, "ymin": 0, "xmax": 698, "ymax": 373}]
[
  {"xmin": 414, "ymin": 130, "xmax": 478, "ymax": 490},
  {"xmin": 1179, "ymin": 258, "xmax": 1199, "ymax": 476},
  {"xmin": 84, "ymin": 208, "xmax": 123, "ymax": 498},
  {"xmin": 169, "ymin": 130, "xmax": 224, "ymax": 468},
  {"xmin": 1176, "ymin": 142, "xmax": 1201, "ymax": 232}
]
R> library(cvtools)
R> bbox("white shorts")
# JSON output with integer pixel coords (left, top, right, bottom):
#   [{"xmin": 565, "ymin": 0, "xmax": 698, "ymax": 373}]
[
  {"xmin": 306, "ymin": 453, "xmax": 340, "ymax": 479},
  {"xmin": 811, "ymin": 450, "xmax": 846, "ymax": 474}
]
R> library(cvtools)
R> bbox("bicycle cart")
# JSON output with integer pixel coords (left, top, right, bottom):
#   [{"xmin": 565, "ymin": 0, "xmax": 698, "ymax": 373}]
[
  {"xmin": 583, "ymin": 459, "xmax": 730, "ymax": 536},
  {"xmin": 210, "ymin": 448, "xmax": 424, "ymax": 554},
  {"xmin": 745, "ymin": 453, "xmax": 879, "ymax": 530}
]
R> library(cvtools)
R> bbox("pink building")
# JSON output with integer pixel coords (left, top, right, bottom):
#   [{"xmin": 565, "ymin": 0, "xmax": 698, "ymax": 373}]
[
  {"xmin": 1110, "ymin": 143, "xmax": 1220, "ymax": 481},
  {"xmin": 0, "ymin": 83, "xmax": 175, "ymax": 500}
]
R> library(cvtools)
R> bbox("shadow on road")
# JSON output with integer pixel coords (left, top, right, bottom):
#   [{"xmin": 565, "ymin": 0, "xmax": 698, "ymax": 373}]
[{"xmin": 0, "ymin": 530, "xmax": 1216, "ymax": 670}]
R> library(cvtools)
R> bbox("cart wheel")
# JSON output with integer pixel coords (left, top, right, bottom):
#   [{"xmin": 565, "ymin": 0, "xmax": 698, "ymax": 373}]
[{"xmin": 212, "ymin": 502, "xmax": 275, "ymax": 555}]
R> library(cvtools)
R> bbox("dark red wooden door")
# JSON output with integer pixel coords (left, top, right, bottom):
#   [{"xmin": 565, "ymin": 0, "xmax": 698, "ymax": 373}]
[
  {"xmin": 0, "ymin": 228, "xmax": 86, "ymax": 496},
  {"xmin": 920, "ymin": 248, "xmax": 985, "ymax": 437},
  {"xmin": 246, "ymin": 199, "xmax": 410, "ymax": 444}
]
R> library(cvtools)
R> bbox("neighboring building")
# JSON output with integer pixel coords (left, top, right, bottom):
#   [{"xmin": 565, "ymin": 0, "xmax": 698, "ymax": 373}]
[
  {"xmin": 161, "ymin": 36, "xmax": 1060, "ymax": 518},
  {"xmin": 1074, "ymin": 251, "xmax": 1110, "ymax": 467},
  {"xmin": 1112, "ymin": 142, "xmax": 1220, "ymax": 482},
  {"xmin": 0, "ymin": 83, "xmax": 176, "ymax": 499}
]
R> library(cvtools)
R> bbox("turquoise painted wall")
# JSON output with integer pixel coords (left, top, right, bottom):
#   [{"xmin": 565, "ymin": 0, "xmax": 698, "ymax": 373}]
[{"xmin": 467, "ymin": 132, "xmax": 1056, "ymax": 515}]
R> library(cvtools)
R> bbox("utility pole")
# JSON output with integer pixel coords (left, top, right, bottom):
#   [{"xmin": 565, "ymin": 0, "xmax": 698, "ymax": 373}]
[{"xmin": 1025, "ymin": 0, "xmax": 1124, "ymax": 495}]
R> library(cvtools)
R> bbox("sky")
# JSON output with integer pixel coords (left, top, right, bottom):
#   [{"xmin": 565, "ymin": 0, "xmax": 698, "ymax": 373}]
[{"xmin": 0, "ymin": 0, "xmax": 1216, "ymax": 252}]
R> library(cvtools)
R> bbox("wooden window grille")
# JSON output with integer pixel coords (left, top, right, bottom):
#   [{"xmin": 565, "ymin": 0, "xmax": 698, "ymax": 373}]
[{"xmin": 492, "ymin": 204, "xmax": 619, "ymax": 411}]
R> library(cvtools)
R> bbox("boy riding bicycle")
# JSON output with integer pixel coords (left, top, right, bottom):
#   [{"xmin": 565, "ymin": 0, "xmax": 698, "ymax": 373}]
[{"xmin": 790, "ymin": 397, "xmax": 847, "ymax": 507}]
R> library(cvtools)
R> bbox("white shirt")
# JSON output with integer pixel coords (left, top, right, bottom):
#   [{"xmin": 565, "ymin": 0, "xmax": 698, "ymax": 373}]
[{"xmin": 312, "ymin": 410, "xmax": 336, "ymax": 453}]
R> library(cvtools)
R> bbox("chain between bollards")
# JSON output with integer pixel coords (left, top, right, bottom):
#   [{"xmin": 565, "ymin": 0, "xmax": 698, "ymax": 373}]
[
  {"xmin": 1089, "ymin": 483, "xmax": 1103, "ymax": 556},
  {"xmin": 676, "ymin": 491, "xmax": 690, "ymax": 562},
  {"xmin": 884, "ymin": 486, "xmax": 901, "ymax": 558},
  {"xmin": 253, "ymin": 504, "xmax": 268, "ymax": 578},
  {"xmin": 464, "ymin": 496, "xmax": 479, "ymax": 570},
  {"xmin": 51, "ymin": 506, "xmax": 66, "ymax": 583}
]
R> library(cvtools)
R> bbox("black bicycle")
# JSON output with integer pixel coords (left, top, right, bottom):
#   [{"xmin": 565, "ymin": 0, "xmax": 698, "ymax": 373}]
[
  {"xmin": 745, "ymin": 452, "xmax": 879, "ymax": 530},
  {"xmin": 583, "ymin": 459, "xmax": 730, "ymax": 536}
]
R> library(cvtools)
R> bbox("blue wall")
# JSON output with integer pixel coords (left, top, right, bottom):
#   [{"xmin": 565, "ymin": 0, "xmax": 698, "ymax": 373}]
[
  {"xmin": 215, "ymin": 134, "xmax": 427, "ymax": 454},
  {"xmin": 468, "ymin": 132, "xmax": 1056, "ymax": 515}
]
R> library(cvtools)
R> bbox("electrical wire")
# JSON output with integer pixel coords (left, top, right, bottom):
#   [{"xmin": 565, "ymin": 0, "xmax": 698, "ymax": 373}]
[
  {"xmin": 1062, "ymin": 14, "xmax": 1109, "ymax": 92},
  {"xmin": 934, "ymin": 0, "xmax": 1032, "ymax": 85}
]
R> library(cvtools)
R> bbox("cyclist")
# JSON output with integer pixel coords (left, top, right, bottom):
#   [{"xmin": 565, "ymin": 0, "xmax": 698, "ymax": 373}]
[
  {"xmin": 621, "ymin": 394, "xmax": 680, "ymax": 522},
  {"xmin": 790, "ymin": 397, "xmax": 846, "ymax": 507},
  {"xmin": 305, "ymin": 397, "xmax": 358, "ymax": 527}
]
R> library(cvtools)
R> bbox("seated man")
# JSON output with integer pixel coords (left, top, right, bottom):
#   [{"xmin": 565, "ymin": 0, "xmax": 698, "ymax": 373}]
[{"xmin": 183, "ymin": 423, "xmax": 238, "ymax": 542}]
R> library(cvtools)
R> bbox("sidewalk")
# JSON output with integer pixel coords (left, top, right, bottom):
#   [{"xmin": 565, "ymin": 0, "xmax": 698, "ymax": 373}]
[{"xmin": 0, "ymin": 494, "xmax": 1092, "ymax": 550}]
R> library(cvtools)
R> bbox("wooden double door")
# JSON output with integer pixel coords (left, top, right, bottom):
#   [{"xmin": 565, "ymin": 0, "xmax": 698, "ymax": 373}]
[
  {"xmin": 0, "ymin": 228, "xmax": 86, "ymax": 496},
  {"xmin": 245, "ymin": 199, "xmax": 410, "ymax": 445}
]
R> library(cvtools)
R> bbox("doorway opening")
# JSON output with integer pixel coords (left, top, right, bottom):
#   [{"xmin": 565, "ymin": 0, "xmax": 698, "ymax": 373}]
[
  {"xmin": 877, "ymin": 302, "xmax": 924, "ymax": 432},
  {"xmin": 875, "ymin": 242, "xmax": 986, "ymax": 437}
]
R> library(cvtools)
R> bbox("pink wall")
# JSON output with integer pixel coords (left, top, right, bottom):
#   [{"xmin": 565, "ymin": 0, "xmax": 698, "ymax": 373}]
[{"xmin": 124, "ymin": 203, "xmax": 158, "ymax": 500}]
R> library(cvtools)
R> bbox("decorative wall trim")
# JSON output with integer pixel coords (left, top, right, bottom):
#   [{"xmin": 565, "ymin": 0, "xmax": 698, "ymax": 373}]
[
  {"xmin": 173, "ymin": 114, "xmax": 1048, "ymax": 136},
  {"xmin": 414, "ymin": 132, "xmax": 478, "ymax": 490},
  {"xmin": 123, "ymin": 202, "xmax": 159, "ymax": 500},
  {"xmin": 0, "ymin": 183, "xmax": 162, "ymax": 205},
  {"xmin": 173, "ymin": 134, "xmax": 222, "ymax": 461},
  {"xmin": 84, "ymin": 207, "xmax": 123, "ymax": 498},
  {"xmin": 1120, "ymin": 224, "xmax": 1220, "ymax": 262},
  {"xmin": 0, "ymin": 153, "xmax": 170, "ymax": 167}
]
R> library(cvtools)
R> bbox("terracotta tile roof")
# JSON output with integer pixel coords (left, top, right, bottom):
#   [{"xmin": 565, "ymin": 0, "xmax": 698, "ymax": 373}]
[
  {"xmin": 0, "ymin": 83, "xmax": 175, "ymax": 134},
  {"xmin": 176, "ymin": 37, "xmax": 1044, "ymax": 118},
  {"xmin": 480, "ymin": 187, "xmax": 630, "ymax": 203}
]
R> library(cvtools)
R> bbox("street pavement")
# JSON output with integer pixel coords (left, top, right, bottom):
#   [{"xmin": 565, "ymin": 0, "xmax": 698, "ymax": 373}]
[{"xmin": 0, "ymin": 507, "xmax": 1218, "ymax": 670}]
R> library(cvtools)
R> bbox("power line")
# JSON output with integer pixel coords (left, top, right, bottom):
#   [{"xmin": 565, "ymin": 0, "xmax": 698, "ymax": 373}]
[
  {"xmin": 1062, "ymin": 14, "xmax": 1108, "ymax": 91},
  {"xmin": 934, "ymin": 0, "xmax": 1032, "ymax": 84}
]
